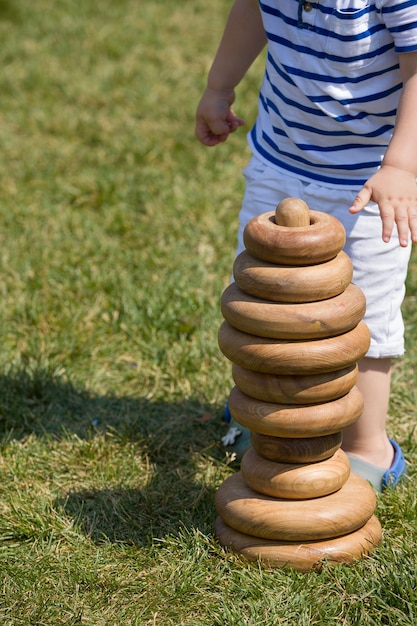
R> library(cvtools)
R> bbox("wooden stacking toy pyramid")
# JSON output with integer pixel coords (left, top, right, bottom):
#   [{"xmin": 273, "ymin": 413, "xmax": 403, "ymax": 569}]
[{"xmin": 215, "ymin": 198, "xmax": 382, "ymax": 571}]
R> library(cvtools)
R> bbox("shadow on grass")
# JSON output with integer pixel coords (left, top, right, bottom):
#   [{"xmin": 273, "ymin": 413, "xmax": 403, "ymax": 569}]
[
  {"xmin": 59, "ymin": 477, "xmax": 217, "ymax": 546},
  {"xmin": 0, "ymin": 367, "xmax": 227, "ymax": 544},
  {"xmin": 0, "ymin": 0, "xmax": 21, "ymax": 22}
]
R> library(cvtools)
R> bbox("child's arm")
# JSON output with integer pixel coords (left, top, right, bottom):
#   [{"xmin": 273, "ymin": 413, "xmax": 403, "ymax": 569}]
[
  {"xmin": 349, "ymin": 52, "xmax": 417, "ymax": 246},
  {"xmin": 195, "ymin": 0, "xmax": 266, "ymax": 146}
]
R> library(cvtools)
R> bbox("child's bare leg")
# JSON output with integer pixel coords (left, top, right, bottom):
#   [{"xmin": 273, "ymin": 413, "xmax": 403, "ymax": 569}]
[{"xmin": 341, "ymin": 356, "xmax": 394, "ymax": 468}]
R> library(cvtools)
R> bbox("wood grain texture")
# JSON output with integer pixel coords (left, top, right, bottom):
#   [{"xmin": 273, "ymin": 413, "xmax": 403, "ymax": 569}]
[
  {"xmin": 243, "ymin": 210, "xmax": 346, "ymax": 266},
  {"xmin": 218, "ymin": 320, "xmax": 371, "ymax": 374},
  {"xmin": 241, "ymin": 448, "xmax": 350, "ymax": 499},
  {"xmin": 231, "ymin": 364, "xmax": 358, "ymax": 404},
  {"xmin": 250, "ymin": 431, "xmax": 343, "ymax": 463},
  {"xmin": 221, "ymin": 282, "xmax": 366, "ymax": 339},
  {"xmin": 215, "ymin": 515, "xmax": 382, "ymax": 571},
  {"xmin": 228, "ymin": 385, "xmax": 363, "ymax": 438},
  {"xmin": 215, "ymin": 472, "xmax": 376, "ymax": 541},
  {"xmin": 233, "ymin": 250, "xmax": 353, "ymax": 303}
]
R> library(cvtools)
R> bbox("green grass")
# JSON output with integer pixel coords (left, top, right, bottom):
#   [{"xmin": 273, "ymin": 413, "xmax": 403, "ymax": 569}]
[{"xmin": 0, "ymin": 0, "xmax": 415, "ymax": 624}]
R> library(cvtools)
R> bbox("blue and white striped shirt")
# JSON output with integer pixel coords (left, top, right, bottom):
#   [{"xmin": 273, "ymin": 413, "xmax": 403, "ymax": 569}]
[{"xmin": 249, "ymin": 0, "xmax": 417, "ymax": 187}]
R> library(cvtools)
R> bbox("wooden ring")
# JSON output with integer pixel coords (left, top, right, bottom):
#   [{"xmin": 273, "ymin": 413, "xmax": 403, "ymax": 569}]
[
  {"xmin": 218, "ymin": 320, "xmax": 371, "ymax": 375},
  {"xmin": 250, "ymin": 431, "xmax": 343, "ymax": 463},
  {"xmin": 228, "ymin": 385, "xmax": 363, "ymax": 437},
  {"xmin": 232, "ymin": 363, "xmax": 358, "ymax": 404},
  {"xmin": 233, "ymin": 250, "xmax": 353, "ymax": 303},
  {"xmin": 215, "ymin": 471, "xmax": 376, "ymax": 541},
  {"xmin": 215, "ymin": 515, "xmax": 382, "ymax": 571},
  {"xmin": 221, "ymin": 282, "xmax": 366, "ymax": 339},
  {"xmin": 243, "ymin": 210, "xmax": 346, "ymax": 266},
  {"xmin": 241, "ymin": 448, "xmax": 350, "ymax": 499}
]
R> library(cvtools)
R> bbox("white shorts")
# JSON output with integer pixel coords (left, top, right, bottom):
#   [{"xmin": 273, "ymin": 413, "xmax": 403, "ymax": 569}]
[{"xmin": 236, "ymin": 156, "xmax": 412, "ymax": 358}]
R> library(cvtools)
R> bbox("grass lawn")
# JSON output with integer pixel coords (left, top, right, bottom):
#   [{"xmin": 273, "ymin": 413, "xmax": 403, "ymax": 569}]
[{"xmin": 0, "ymin": 0, "xmax": 415, "ymax": 624}]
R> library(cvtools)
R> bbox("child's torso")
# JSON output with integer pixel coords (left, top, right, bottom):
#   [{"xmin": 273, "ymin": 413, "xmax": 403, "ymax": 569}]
[{"xmin": 249, "ymin": 0, "xmax": 417, "ymax": 186}]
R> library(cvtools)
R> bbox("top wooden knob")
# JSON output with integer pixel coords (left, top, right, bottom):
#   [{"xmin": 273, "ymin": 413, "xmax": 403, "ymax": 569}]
[
  {"xmin": 275, "ymin": 198, "xmax": 310, "ymax": 228},
  {"xmin": 243, "ymin": 198, "xmax": 346, "ymax": 266}
]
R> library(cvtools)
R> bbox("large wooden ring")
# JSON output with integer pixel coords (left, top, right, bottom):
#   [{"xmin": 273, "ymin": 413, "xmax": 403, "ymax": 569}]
[
  {"xmin": 232, "ymin": 363, "xmax": 358, "ymax": 404},
  {"xmin": 241, "ymin": 448, "xmax": 350, "ymax": 499},
  {"xmin": 233, "ymin": 250, "xmax": 353, "ymax": 303},
  {"xmin": 215, "ymin": 472, "xmax": 376, "ymax": 541},
  {"xmin": 218, "ymin": 320, "xmax": 371, "ymax": 375},
  {"xmin": 243, "ymin": 210, "xmax": 346, "ymax": 266},
  {"xmin": 215, "ymin": 515, "xmax": 382, "ymax": 571},
  {"xmin": 250, "ymin": 431, "xmax": 343, "ymax": 463},
  {"xmin": 228, "ymin": 385, "xmax": 363, "ymax": 437},
  {"xmin": 221, "ymin": 282, "xmax": 366, "ymax": 339}
]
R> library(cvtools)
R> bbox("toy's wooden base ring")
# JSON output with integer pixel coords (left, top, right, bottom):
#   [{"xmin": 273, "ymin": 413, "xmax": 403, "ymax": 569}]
[
  {"xmin": 233, "ymin": 250, "xmax": 353, "ymax": 303},
  {"xmin": 241, "ymin": 448, "xmax": 350, "ymax": 499},
  {"xmin": 228, "ymin": 385, "xmax": 363, "ymax": 438},
  {"xmin": 243, "ymin": 210, "xmax": 346, "ymax": 266},
  {"xmin": 215, "ymin": 472, "xmax": 376, "ymax": 541},
  {"xmin": 215, "ymin": 515, "xmax": 382, "ymax": 571},
  {"xmin": 250, "ymin": 431, "xmax": 343, "ymax": 463},
  {"xmin": 218, "ymin": 320, "xmax": 370, "ymax": 375},
  {"xmin": 232, "ymin": 363, "xmax": 358, "ymax": 405},
  {"xmin": 221, "ymin": 282, "xmax": 366, "ymax": 339}
]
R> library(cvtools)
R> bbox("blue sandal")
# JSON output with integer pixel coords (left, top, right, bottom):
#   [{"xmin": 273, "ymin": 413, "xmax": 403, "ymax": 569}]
[{"xmin": 347, "ymin": 439, "xmax": 406, "ymax": 492}]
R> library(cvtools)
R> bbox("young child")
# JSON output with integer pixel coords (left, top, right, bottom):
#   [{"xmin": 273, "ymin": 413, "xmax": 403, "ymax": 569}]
[{"xmin": 195, "ymin": 0, "xmax": 417, "ymax": 491}]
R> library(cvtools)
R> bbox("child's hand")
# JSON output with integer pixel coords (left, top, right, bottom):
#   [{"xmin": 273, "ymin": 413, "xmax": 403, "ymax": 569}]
[
  {"xmin": 195, "ymin": 87, "xmax": 245, "ymax": 146},
  {"xmin": 349, "ymin": 164, "xmax": 417, "ymax": 246}
]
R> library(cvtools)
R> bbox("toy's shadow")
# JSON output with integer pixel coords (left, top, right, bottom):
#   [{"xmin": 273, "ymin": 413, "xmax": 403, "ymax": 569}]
[{"xmin": 0, "ymin": 368, "xmax": 226, "ymax": 544}]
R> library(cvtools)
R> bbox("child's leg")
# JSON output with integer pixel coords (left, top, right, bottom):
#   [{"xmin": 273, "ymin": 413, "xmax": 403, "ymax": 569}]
[{"xmin": 341, "ymin": 357, "xmax": 394, "ymax": 468}]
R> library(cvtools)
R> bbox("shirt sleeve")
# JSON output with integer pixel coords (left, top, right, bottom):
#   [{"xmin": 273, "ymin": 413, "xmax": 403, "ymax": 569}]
[{"xmin": 377, "ymin": 0, "xmax": 417, "ymax": 52}]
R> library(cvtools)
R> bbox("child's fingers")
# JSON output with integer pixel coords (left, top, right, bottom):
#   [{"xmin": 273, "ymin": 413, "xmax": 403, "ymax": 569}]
[
  {"xmin": 226, "ymin": 110, "xmax": 245, "ymax": 127},
  {"xmin": 380, "ymin": 203, "xmax": 413, "ymax": 247},
  {"xmin": 225, "ymin": 110, "xmax": 245, "ymax": 134},
  {"xmin": 378, "ymin": 201, "xmax": 396, "ymax": 244},
  {"xmin": 195, "ymin": 117, "xmax": 231, "ymax": 145},
  {"xmin": 348, "ymin": 170, "xmax": 417, "ymax": 246},
  {"xmin": 195, "ymin": 108, "xmax": 245, "ymax": 146},
  {"xmin": 409, "ymin": 208, "xmax": 417, "ymax": 243},
  {"xmin": 392, "ymin": 204, "xmax": 417, "ymax": 247},
  {"xmin": 348, "ymin": 186, "xmax": 372, "ymax": 214}
]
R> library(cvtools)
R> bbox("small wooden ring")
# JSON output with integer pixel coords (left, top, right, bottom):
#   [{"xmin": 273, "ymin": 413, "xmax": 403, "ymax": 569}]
[
  {"xmin": 221, "ymin": 282, "xmax": 366, "ymax": 339},
  {"xmin": 215, "ymin": 471, "xmax": 376, "ymax": 541},
  {"xmin": 218, "ymin": 320, "xmax": 371, "ymax": 375},
  {"xmin": 243, "ymin": 210, "xmax": 346, "ymax": 266},
  {"xmin": 232, "ymin": 364, "xmax": 358, "ymax": 404},
  {"xmin": 250, "ymin": 431, "xmax": 343, "ymax": 463},
  {"xmin": 241, "ymin": 448, "xmax": 350, "ymax": 499},
  {"xmin": 215, "ymin": 515, "xmax": 382, "ymax": 571},
  {"xmin": 228, "ymin": 385, "xmax": 363, "ymax": 438},
  {"xmin": 233, "ymin": 250, "xmax": 353, "ymax": 303}
]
